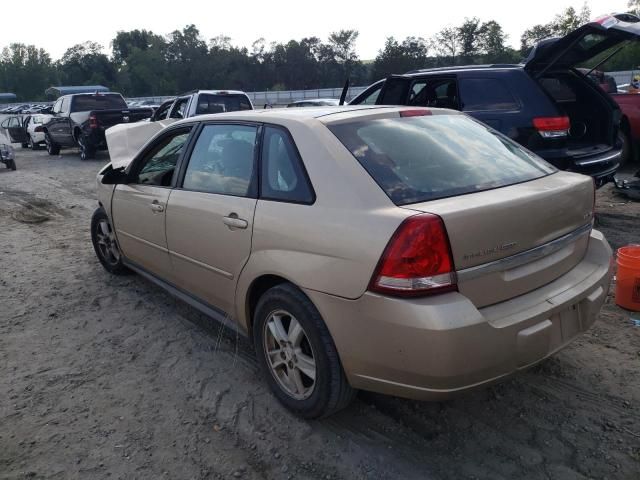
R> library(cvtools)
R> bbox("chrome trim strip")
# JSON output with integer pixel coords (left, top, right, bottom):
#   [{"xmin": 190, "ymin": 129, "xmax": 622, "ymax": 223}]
[
  {"xmin": 457, "ymin": 223, "xmax": 592, "ymax": 282},
  {"xmin": 169, "ymin": 250, "xmax": 234, "ymax": 279},
  {"xmin": 575, "ymin": 150, "xmax": 621, "ymax": 166},
  {"xmin": 117, "ymin": 230, "xmax": 169, "ymax": 253}
]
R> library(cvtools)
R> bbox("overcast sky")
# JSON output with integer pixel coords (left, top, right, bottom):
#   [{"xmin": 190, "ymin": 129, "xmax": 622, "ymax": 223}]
[{"xmin": 0, "ymin": 0, "xmax": 629, "ymax": 60}]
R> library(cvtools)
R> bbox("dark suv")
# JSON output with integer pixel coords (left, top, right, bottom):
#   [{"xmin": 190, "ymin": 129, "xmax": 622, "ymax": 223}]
[{"xmin": 350, "ymin": 14, "xmax": 640, "ymax": 186}]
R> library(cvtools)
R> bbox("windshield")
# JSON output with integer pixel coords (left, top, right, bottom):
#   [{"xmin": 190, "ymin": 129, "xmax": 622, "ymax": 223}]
[
  {"xmin": 195, "ymin": 94, "xmax": 252, "ymax": 115},
  {"xmin": 71, "ymin": 94, "xmax": 127, "ymax": 112},
  {"xmin": 329, "ymin": 114, "xmax": 555, "ymax": 205}
]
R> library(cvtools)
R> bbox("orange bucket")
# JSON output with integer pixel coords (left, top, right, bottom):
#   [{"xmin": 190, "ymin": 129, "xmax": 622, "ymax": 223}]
[{"xmin": 616, "ymin": 245, "xmax": 640, "ymax": 311}]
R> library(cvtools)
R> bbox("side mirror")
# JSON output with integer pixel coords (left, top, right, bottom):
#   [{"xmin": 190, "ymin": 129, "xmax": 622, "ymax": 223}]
[{"xmin": 101, "ymin": 165, "xmax": 129, "ymax": 185}]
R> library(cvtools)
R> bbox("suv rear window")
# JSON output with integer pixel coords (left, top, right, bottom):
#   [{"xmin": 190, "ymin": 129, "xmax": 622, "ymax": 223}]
[
  {"xmin": 328, "ymin": 114, "xmax": 555, "ymax": 205},
  {"xmin": 195, "ymin": 94, "xmax": 252, "ymax": 114},
  {"xmin": 459, "ymin": 78, "xmax": 518, "ymax": 111},
  {"xmin": 71, "ymin": 94, "xmax": 127, "ymax": 112}
]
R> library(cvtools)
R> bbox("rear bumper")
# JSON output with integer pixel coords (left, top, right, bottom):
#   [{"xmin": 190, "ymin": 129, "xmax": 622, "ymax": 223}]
[
  {"xmin": 305, "ymin": 230, "xmax": 613, "ymax": 400},
  {"xmin": 541, "ymin": 147, "xmax": 621, "ymax": 186}
]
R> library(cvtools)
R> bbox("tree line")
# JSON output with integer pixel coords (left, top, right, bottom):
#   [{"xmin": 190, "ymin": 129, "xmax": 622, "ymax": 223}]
[{"xmin": 1, "ymin": 3, "xmax": 639, "ymax": 101}]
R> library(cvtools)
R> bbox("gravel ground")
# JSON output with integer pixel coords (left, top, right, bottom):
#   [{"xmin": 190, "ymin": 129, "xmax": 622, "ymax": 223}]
[{"xmin": 0, "ymin": 145, "xmax": 639, "ymax": 480}]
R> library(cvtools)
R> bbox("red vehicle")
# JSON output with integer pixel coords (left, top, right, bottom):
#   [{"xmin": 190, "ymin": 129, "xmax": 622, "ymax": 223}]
[{"xmin": 581, "ymin": 69, "xmax": 640, "ymax": 166}]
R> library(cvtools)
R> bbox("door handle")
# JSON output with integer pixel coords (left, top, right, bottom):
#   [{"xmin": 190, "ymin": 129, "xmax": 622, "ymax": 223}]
[
  {"xmin": 150, "ymin": 200, "xmax": 164, "ymax": 213},
  {"xmin": 223, "ymin": 214, "xmax": 248, "ymax": 230}
]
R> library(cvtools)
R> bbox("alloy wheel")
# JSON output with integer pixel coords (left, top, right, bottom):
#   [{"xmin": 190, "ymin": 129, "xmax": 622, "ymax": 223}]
[
  {"xmin": 95, "ymin": 219, "xmax": 120, "ymax": 266},
  {"xmin": 263, "ymin": 309, "xmax": 317, "ymax": 400}
]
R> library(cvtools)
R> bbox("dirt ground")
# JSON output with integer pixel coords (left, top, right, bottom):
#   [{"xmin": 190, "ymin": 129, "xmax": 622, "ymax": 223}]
[{"xmin": 0, "ymin": 144, "xmax": 639, "ymax": 480}]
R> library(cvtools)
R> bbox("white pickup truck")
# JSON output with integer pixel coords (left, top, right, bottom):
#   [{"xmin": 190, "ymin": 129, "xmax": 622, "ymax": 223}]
[{"xmin": 106, "ymin": 90, "xmax": 253, "ymax": 167}]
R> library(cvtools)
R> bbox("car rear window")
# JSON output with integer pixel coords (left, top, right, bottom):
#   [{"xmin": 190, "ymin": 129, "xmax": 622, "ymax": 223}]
[
  {"xmin": 71, "ymin": 94, "xmax": 127, "ymax": 112},
  {"xmin": 195, "ymin": 94, "xmax": 252, "ymax": 114},
  {"xmin": 328, "ymin": 114, "xmax": 555, "ymax": 205}
]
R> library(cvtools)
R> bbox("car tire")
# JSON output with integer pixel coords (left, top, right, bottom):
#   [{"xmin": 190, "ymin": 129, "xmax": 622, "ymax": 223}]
[
  {"xmin": 618, "ymin": 130, "xmax": 634, "ymax": 169},
  {"xmin": 78, "ymin": 135, "xmax": 96, "ymax": 161},
  {"xmin": 91, "ymin": 207, "xmax": 129, "ymax": 275},
  {"xmin": 29, "ymin": 135, "xmax": 40, "ymax": 151},
  {"xmin": 6, "ymin": 159, "xmax": 16, "ymax": 170},
  {"xmin": 253, "ymin": 283, "xmax": 355, "ymax": 418},
  {"xmin": 45, "ymin": 133, "xmax": 60, "ymax": 155},
  {"xmin": 21, "ymin": 141, "xmax": 29, "ymax": 149}
]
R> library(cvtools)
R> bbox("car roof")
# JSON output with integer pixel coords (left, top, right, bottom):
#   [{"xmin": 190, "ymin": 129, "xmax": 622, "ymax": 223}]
[
  {"xmin": 178, "ymin": 89, "xmax": 249, "ymax": 97},
  {"xmin": 170, "ymin": 105, "xmax": 459, "ymax": 127}
]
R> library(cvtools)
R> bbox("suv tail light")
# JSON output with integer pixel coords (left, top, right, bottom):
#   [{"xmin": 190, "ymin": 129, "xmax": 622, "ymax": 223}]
[
  {"xmin": 34, "ymin": 125, "xmax": 44, "ymax": 132},
  {"xmin": 533, "ymin": 116, "xmax": 570, "ymax": 138},
  {"xmin": 89, "ymin": 114, "xmax": 99, "ymax": 129},
  {"xmin": 370, "ymin": 213, "xmax": 457, "ymax": 297}
]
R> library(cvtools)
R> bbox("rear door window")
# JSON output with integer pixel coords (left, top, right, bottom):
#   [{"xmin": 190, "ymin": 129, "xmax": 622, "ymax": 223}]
[
  {"xmin": 182, "ymin": 124, "xmax": 258, "ymax": 197},
  {"xmin": 459, "ymin": 78, "xmax": 519, "ymax": 111},
  {"xmin": 328, "ymin": 113, "xmax": 555, "ymax": 205}
]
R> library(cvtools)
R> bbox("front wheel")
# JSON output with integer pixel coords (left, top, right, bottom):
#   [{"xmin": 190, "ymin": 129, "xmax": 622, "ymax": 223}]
[
  {"xmin": 253, "ymin": 283, "xmax": 355, "ymax": 418},
  {"xmin": 91, "ymin": 207, "xmax": 129, "ymax": 275},
  {"xmin": 5, "ymin": 159, "xmax": 16, "ymax": 170}
]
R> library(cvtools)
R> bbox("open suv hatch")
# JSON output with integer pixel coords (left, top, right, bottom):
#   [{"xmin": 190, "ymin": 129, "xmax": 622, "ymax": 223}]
[{"xmin": 350, "ymin": 13, "xmax": 640, "ymax": 186}]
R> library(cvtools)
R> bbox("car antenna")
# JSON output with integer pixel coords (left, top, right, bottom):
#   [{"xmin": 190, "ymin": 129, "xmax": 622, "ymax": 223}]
[{"xmin": 339, "ymin": 78, "xmax": 350, "ymax": 106}]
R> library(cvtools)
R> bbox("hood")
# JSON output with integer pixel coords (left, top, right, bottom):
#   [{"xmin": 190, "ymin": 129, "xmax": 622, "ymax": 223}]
[
  {"xmin": 105, "ymin": 119, "xmax": 176, "ymax": 169},
  {"xmin": 524, "ymin": 13, "xmax": 640, "ymax": 74}
]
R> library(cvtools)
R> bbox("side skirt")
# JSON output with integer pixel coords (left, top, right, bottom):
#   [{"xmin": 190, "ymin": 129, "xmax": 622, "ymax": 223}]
[{"xmin": 122, "ymin": 258, "xmax": 246, "ymax": 337}]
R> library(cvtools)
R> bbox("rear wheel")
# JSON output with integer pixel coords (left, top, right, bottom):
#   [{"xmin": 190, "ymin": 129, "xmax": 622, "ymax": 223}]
[
  {"xmin": 45, "ymin": 133, "xmax": 60, "ymax": 155},
  {"xmin": 78, "ymin": 134, "xmax": 95, "ymax": 161},
  {"xmin": 618, "ymin": 131, "xmax": 631, "ymax": 168},
  {"xmin": 5, "ymin": 159, "xmax": 16, "ymax": 170},
  {"xmin": 29, "ymin": 135, "xmax": 40, "ymax": 151},
  {"xmin": 91, "ymin": 207, "xmax": 129, "ymax": 275},
  {"xmin": 253, "ymin": 283, "xmax": 355, "ymax": 418}
]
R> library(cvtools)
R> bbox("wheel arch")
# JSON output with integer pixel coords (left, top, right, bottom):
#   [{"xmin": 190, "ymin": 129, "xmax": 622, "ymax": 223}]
[{"xmin": 243, "ymin": 274, "xmax": 291, "ymax": 339}]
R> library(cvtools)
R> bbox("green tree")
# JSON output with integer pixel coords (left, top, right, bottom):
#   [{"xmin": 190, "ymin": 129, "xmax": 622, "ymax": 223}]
[
  {"xmin": 520, "ymin": 3, "xmax": 591, "ymax": 56},
  {"xmin": 59, "ymin": 42, "xmax": 116, "ymax": 87},
  {"xmin": 371, "ymin": 36, "xmax": 429, "ymax": 79},
  {"xmin": 0, "ymin": 44, "xmax": 57, "ymax": 100}
]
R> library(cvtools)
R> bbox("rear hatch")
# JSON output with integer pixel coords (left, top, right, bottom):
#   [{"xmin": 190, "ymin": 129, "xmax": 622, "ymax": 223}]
[
  {"xmin": 327, "ymin": 109, "xmax": 595, "ymax": 308},
  {"xmin": 521, "ymin": 14, "xmax": 640, "ymax": 174},
  {"xmin": 523, "ymin": 14, "xmax": 640, "ymax": 74},
  {"xmin": 404, "ymin": 174, "xmax": 593, "ymax": 307}
]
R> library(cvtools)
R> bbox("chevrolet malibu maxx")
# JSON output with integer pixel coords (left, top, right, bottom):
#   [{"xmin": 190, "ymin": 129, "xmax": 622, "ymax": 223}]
[{"xmin": 92, "ymin": 106, "xmax": 613, "ymax": 418}]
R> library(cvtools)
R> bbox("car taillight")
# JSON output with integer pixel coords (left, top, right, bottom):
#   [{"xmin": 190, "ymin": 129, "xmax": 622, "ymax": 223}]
[
  {"xmin": 369, "ymin": 213, "xmax": 457, "ymax": 297},
  {"xmin": 89, "ymin": 114, "xmax": 99, "ymax": 129},
  {"xmin": 533, "ymin": 116, "xmax": 570, "ymax": 138},
  {"xmin": 34, "ymin": 126, "xmax": 43, "ymax": 132}
]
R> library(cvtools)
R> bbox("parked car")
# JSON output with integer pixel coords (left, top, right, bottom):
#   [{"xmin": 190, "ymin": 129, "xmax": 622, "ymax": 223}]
[
  {"xmin": 42, "ymin": 92, "xmax": 154, "ymax": 160},
  {"xmin": 0, "ymin": 114, "xmax": 51, "ymax": 149},
  {"xmin": 0, "ymin": 143, "xmax": 16, "ymax": 170},
  {"xmin": 287, "ymin": 99, "xmax": 340, "ymax": 107},
  {"xmin": 92, "ymin": 106, "xmax": 612, "ymax": 418},
  {"xmin": 350, "ymin": 14, "xmax": 640, "ymax": 187}
]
